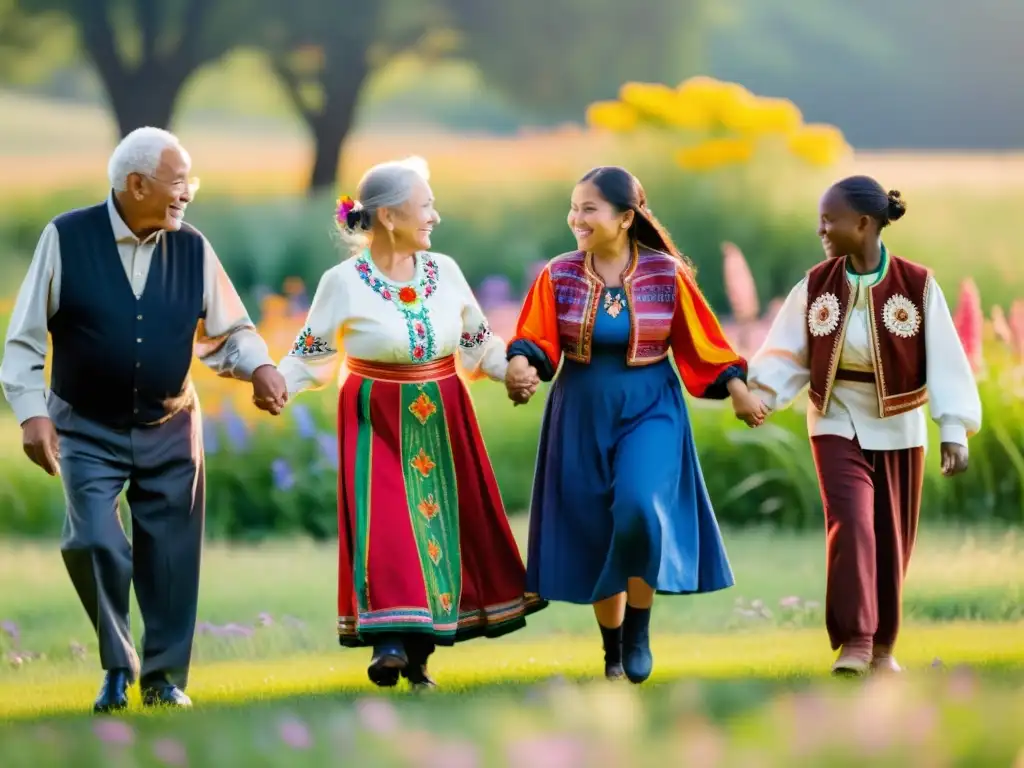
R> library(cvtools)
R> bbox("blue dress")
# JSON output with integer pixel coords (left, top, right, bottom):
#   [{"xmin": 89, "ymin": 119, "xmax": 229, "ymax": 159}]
[{"xmin": 523, "ymin": 298, "xmax": 735, "ymax": 604}]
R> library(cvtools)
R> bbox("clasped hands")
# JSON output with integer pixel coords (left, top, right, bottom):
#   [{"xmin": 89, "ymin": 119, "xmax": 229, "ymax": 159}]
[
  {"xmin": 728, "ymin": 379, "xmax": 770, "ymax": 428},
  {"xmin": 251, "ymin": 364, "xmax": 289, "ymax": 415},
  {"xmin": 505, "ymin": 355, "xmax": 541, "ymax": 405}
]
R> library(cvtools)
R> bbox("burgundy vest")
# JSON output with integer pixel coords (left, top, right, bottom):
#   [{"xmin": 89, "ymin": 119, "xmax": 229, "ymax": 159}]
[
  {"xmin": 806, "ymin": 253, "xmax": 931, "ymax": 417},
  {"xmin": 549, "ymin": 248, "xmax": 678, "ymax": 365}
]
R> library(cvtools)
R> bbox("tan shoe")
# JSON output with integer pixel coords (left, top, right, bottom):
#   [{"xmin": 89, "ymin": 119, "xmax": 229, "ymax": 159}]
[
  {"xmin": 871, "ymin": 645, "xmax": 902, "ymax": 673},
  {"xmin": 831, "ymin": 645, "xmax": 871, "ymax": 676}
]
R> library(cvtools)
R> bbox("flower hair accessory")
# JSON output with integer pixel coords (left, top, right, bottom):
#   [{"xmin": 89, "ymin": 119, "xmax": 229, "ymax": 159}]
[{"xmin": 335, "ymin": 194, "xmax": 371, "ymax": 231}]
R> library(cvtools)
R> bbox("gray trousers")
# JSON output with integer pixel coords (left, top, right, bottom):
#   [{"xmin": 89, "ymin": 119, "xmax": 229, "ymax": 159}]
[{"xmin": 49, "ymin": 394, "xmax": 205, "ymax": 690}]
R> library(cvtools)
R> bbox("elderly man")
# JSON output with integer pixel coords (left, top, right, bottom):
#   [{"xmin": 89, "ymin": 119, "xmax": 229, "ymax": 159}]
[{"xmin": 0, "ymin": 126, "xmax": 287, "ymax": 713}]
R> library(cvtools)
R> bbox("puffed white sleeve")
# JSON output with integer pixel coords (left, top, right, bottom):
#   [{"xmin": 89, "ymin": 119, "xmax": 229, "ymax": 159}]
[
  {"xmin": 449, "ymin": 258, "xmax": 508, "ymax": 382},
  {"xmin": 924, "ymin": 276, "xmax": 982, "ymax": 445},
  {"xmin": 277, "ymin": 266, "xmax": 347, "ymax": 396},
  {"xmin": 747, "ymin": 278, "xmax": 811, "ymax": 411}
]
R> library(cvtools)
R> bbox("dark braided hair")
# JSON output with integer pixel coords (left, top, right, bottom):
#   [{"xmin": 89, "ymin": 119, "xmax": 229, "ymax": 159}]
[
  {"xmin": 579, "ymin": 166, "xmax": 695, "ymax": 272},
  {"xmin": 834, "ymin": 175, "xmax": 907, "ymax": 230}
]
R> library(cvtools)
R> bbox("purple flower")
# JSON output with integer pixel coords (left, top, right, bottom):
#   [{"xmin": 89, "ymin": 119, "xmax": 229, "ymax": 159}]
[
  {"xmin": 290, "ymin": 404, "xmax": 316, "ymax": 439},
  {"xmin": 279, "ymin": 716, "xmax": 313, "ymax": 749},
  {"xmin": 201, "ymin": 418, "xmax": 219, "ymax": 455},
  {"xmin": 221, "ymin": 404, "xmax": 249, "ymax": 452},
  {"xmin": 0, "ymin": 620, "xmax": 20, "ymax": 647},
  {"xmin": 272, "ymin": 458, "xmax": 295, "ymax": 491},
  {"xmin": 317, "ymin": 432, "xmax": 338, "ymax": 469},
  {"xmin": 257, "ymin": 612, "xmax": 274, "ymax": 627},
  {"xmin": 152, "ymin": 737, "xmax": 188, "ymax": 766},
  {"xmin": 93, "ymin": 718, "xmax": 135, "ymax": 746}
]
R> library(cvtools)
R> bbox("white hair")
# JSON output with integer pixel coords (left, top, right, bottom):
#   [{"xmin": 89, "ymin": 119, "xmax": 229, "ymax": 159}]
[
  {"xmin": 336, "ymin": 156, "xmax": 431, "ymax": 255},
  {"xmin": 107, "ymin": 127, "xmax": 188, "ymax": 191}
]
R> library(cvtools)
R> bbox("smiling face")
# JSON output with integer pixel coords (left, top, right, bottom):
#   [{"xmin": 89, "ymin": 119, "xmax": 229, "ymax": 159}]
[
  {"xmin": 817, "ymin": 185, "xmax": 872, "ymax": 259},
  {"xmin": 567, "ymin": 180, "xmax": 632, "ymax": 253},
  {"xmin": 380, "ymin": 176, "xmax": 440, "ymax": 251},
  {"xmin": 122, "ymin": 145, "xmax": 196, "ymax": 235}
]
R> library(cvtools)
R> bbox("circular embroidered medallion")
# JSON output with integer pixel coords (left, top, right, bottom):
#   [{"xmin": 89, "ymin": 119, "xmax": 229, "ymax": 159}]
[
  {"xmin": 882, "ymin": 294, "xmax": 921, "ymax": 338},
  {"xmin": 808, "ymin": 292, "xmax": 841, "ymax": 337}
]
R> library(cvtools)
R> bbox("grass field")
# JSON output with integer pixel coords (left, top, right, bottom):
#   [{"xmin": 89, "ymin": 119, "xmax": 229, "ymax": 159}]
[{"xmin": 1, "ymin": 526, "xmax": 1023, "ymax": 763}]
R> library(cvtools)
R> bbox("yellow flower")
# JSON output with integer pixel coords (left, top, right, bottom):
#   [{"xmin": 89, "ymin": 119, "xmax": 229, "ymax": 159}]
[
  {"xmin": 676, "ymin": 77, "xmax": 751, "ymax": 125},
  {"xmin": 675, "ymin": 137, "xmax": 755, "ymax": 172},
  {"xmin": 722, "ymin": 96, "xmax": 803, "ymax": 136},
  {"xmin": 585, "ymin": 100, "xmax": 639, "ymax": 132},
  {"xmin": 787, "ymin": 124, "xmax": 850, "ymax": 167}
]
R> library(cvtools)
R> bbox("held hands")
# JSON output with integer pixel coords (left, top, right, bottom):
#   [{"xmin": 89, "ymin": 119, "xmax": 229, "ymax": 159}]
[
  {"xmin": 505, "ymin": 355, "xmax": 540, "ymax": 406},
  {"xmin": 22, "ymin": 416, "xmax": 61, "ymax": 476},
  {"xmin": 940, "ymin": 442, "xmax": 969, "ymax": 477},
  {"xmin": 252, "ymin": 365, "xmax": 289, "ymax": 415},
  {"xmin": 727, "ymin": 379, "xmax": 771, "ymax": 428}
]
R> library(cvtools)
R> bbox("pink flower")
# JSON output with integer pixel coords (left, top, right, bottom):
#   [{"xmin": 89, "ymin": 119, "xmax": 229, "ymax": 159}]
[
  {"xmin": 152, "ymin": 737, "xmax": 188, "ymax": 766},
  {"xmin": 952, "ymin": 278, "xmax": 984, "ymax": 372},
  {"xmin": 278, "ymin": 716, "xmax": 313, "ymax": 750},
  {"xmin": 355, "ymin": 699, "xmax": 399, "ymax": 734},
  {"xmin": 92, "ymin": 718, "xmax": 135, "ymax": 746},
  {"xmin": 721, "ymin": 242, "xmax": 759, "ymax": 323},
  {"xmin": 506, "ymin": 735, "xmax": 588, "ymax": 767},
  {"xmin": 991, "ymin": 305, "xmax": 1013, "ymax": 346},
  {"xmin": 1009, "ymin": 299, "xmax": 1024, "ymax": 359}
]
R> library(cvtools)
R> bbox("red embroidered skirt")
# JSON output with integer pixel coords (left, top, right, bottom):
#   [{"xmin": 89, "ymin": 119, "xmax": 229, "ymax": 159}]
[{"xmin": 335, "ymin": 355, "xmax": 546, "ymax": 647}]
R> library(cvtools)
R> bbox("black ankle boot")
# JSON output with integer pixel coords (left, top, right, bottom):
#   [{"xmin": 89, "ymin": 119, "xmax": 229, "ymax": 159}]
[
  {"xmin": 401, "ymin": 636, "xmax": 437, "ymax": 689},
  {"xmin": 368, "ymin": 635, "xmax": 407, "ymax": 687},
  {"xmin": 622, "ymin": 605, "xmax": 653, "ymax": 684},
  {"xmin": 599, "ymin": 623, "xmax": 624, "ymax": 680}
]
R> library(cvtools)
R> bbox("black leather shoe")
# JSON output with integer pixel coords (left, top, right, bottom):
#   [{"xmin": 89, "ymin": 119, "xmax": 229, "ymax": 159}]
[
  {"xmin": 93, "ymin": 669, "xmax": 131, "ymax": 713},
  {"xmin": 368, "ymin": 638, "xmax": 407, "ymax": 687},
  {"xmin": 141, "ymin": 683, "xmax": 192, "ymax": 708},
  {"xmin": 401, "ymin": 637, "xmax": 437, "ymax": 689}
]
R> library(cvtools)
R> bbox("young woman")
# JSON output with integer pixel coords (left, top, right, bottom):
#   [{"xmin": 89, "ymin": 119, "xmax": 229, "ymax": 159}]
[
  {"xmin": 505, "ymin": 166, "xmax": 766, "ymax": 684},
  {"xmin": 278, "ymin": 157, "xmax": 546, "ymax": 689},
  {"xmin": 747, "ymin": 175, "xmax": 982, "ymax": 675}
]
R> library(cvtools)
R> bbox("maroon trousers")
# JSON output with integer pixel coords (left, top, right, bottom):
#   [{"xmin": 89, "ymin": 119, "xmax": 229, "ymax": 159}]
[{"xmin": 810, "ymin": 435, "xmax": 925, "ymax": 653}]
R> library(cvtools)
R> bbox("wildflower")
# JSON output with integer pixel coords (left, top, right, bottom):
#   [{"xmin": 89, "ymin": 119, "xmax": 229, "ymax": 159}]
[
  {"xmin": 278, "ymin": 716, "xmax": 313, "ymax": 750},
  {"xmin": 952, "ymin": 278, "xmax": 984, "ymax": 372},
  {"xmin": 271, "ymin": 458, "xmax": 295, "ymax": 491},
  {"xmin": 152, "ymin": 737, "xmax": 188, "ymax": 766},
  {"xmin": 93, "ymin": 718, "xmax": 135, "ymax": 746},
  {"xmin": 355, "ymin": 699, "xmax": 400, "ymax": 734},
  {"xmin": 290, "ymin": 403, "xmax": 316, "ymax": 439},
  {"xmin": 0, "ymin": 620, "xmax": 20, "ymax": 647},
  {"xmin": 317, "ymin": 433, "xmax": 339, "ymax": 469},
  {"xmin": 722, "ymin": 242, "xmax": 759, "ymax": 322}
]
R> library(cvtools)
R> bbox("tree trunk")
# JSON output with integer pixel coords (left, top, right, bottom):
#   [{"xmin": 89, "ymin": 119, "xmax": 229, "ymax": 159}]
[
  {"xmin": 307, "ymin": 104, "xmax": 358, "ymax": 195},
  {"xmin": 105, "ymin": 68, "xmax": 185, "ymax": 137}
]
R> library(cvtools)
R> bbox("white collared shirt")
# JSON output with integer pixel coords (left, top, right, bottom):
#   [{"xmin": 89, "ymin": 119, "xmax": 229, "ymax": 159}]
[
  {"xmin": 0, "ymin": 195, "xmax": 274, "ymax": 424},
  {"xmin": 748, "ymin": 264, "xmax": 982, "ymax": 450}
]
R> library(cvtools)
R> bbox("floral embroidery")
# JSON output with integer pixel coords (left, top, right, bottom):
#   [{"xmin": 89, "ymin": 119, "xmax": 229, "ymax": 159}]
[
  {"xmin": 354, "ymin": 254, "xmax": 440, "ymax": 362},
  {"xmin": 408, "ymin": 392, "xmax": 437, "ymax": 425},
  {"xmin": 439, "ymin": 593, "xmax": 453, "ymax": 613},
  {"xmin": 459, "ymin": 321, "xmax": 493, "ymax": 349},
  {"xmin": 417, "ymin": 494, "xmax": 440, "ymax": 522},
  {"xmin": 427, "ymin": 539, "xmax": 442, "ymax": 565},
  {"xmin": 808, "ymin": 293, "xmax": 841, "ymax": 337},
  {"xmin": 291, "ymin": 326, "xmax": 333, "ymax": 356},
  {"xmin": 409, "ymin": 447, "xmax": 436, "ymax": 478},
  {"xmin": 882, "ymin": 294, "xmax": 921, "ymax": 338}
]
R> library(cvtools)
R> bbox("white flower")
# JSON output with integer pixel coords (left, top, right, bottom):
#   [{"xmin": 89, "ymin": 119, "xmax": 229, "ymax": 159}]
[
  {"xmin": 808, "ymin": 292, "xmax": 841, "ymax": 337},
  {"xmin": 882, "ymin": 294, "xmax": 921, "ymax": 338}
]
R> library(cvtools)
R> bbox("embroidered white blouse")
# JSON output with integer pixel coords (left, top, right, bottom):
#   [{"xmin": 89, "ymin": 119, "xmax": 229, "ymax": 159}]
[
  {"xmin": 748, "ymin": 268, "xmax": 982, "ymax": 451},
  {"xmin": 278, "ymin": 250, "xmax": 508, "ymax": 394}
]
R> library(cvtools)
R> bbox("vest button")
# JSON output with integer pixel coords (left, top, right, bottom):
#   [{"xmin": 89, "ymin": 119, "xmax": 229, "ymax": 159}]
[
  {"xmin": 136, "ymin": 338, "xmax": 142, "ymax": 343},
  {"xmin": 137, "ymin": 315, "xmax": 143, "ymax": 320},
  {"xmin": 136, "ymin": 362, "xmax": 141, "ymax": 368},
  {"xmin": 133, "ymin": 408, "xmax": 139, "ymax": 414}
]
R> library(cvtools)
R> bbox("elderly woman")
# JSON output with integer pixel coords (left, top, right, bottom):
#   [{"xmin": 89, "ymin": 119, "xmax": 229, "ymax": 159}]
[{"xmin": 278, "ymin": 157, "xmax": 546, "ymax": 689}]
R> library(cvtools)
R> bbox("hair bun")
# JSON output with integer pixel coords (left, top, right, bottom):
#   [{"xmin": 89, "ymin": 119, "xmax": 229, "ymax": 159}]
[
  {"xmin": 886, "ymin": 189, "xmax": 906, "ymax": 221},
  {"xmin": 346, "ymin": 207, "xmax": 372, "ymax": 231}
]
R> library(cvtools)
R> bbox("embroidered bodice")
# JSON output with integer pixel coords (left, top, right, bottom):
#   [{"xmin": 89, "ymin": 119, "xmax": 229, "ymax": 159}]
[{"xmin": 279, "ymin": 250, "xmax": 507, "ymax": 394}]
